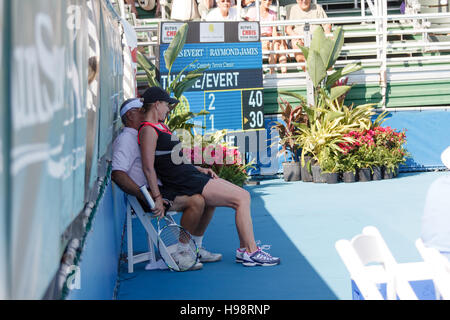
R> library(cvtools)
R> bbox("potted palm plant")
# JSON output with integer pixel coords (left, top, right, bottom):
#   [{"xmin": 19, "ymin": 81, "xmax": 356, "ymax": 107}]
[
  {"xmin": 296, "ymin": 105, "xmax": 356, "ymax": 183},
  {"xmin": 272, "ymin": 96, "xmax": 308, "ymax": 181},
  {"xmin": 292, "ymin": 26, "xmax": 364, "ymax": 182}
]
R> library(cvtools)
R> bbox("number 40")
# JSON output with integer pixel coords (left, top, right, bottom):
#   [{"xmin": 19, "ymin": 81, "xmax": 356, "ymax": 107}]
[{"xmin": 248, "ymin": 90, "xmax": 262, "ymax": 108}]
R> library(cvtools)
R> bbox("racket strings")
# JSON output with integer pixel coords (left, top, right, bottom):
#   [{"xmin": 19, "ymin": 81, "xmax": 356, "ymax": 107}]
[{"xmin": 158, "ymin": 224, "xmax": 198, "ymax": 271}]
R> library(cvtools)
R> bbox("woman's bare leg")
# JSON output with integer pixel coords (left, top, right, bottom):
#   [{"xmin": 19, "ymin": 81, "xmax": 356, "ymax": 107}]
[
  {"xmin": 201, "ymin": 178, "xmax": 258, "ymax": 253},
  {"xmin": 170, "ymin": 194, "xmax": 205, "ymax": 237},
  {"xmin": 275, "ymin": 40, "xmax": 288, "ymax": 73},
  {"xmin": 263, "ymin": 40, "xmax": 275, "ymax": 74}
]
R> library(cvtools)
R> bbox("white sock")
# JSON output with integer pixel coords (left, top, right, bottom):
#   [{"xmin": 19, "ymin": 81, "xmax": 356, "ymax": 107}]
[{"xmin": 191, "ymin": 235, "xmax": 203, "ymax": 248}]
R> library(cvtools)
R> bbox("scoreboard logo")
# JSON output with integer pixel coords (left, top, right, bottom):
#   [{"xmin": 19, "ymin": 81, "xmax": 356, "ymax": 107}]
[
  {"xmin": 200, "ymin": 23, "xmax": 225, "ymax": 43},
  {"xmin": 162, "ymin": 23, "xmax": 184, "ymax": 43},
  {"xmin": 238, "ymin": 22, "xmax": 259, "ymax": 42}
]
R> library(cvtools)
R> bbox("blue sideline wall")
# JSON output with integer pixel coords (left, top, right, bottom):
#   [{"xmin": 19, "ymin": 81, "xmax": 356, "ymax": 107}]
[
  {"xmin": 382, "ymin": 110, "xmax": 450, "ymax": 170},
  {"xmin": 67, "ymin": 182, "xmax": 127, "ymax": 300},
  {"xmin": 251, "ymin": 109, "xmax": 450, "ymax": 176}
]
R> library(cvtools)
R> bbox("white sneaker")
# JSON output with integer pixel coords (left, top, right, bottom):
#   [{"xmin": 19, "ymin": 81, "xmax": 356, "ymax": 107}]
[
  {"xmin": 145, "ymin": 259, "xmax": 169, "ymax": 270},
  {"xmin": 172, "ymin": 250, "xmax": 199, "ymax": 271},
  {"xmin": 242, "ymin": 249, "xmax": 280, "ymax": 267},
  {"xmin": 189, "ymin": 262, "xmax": 203, "ymax": 271},
  {"xmin": 198, "ymin": 247, "xmax": 222, "ymax": 263},
  {"xmin": 235, "ymin": 248, "xmax": 245, "ymax": 263}
]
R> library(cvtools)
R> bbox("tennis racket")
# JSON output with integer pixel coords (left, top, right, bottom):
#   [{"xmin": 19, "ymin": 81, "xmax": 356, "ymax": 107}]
[{"xmin": 139, "ymin": 186, "xmax": 199, "ymax": 271}]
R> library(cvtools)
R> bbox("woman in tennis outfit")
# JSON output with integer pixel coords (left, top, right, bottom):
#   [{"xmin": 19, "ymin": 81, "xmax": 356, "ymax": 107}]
[{"xmin": 138, "ymin": 86, "xmax": 280, "ymax": 267}]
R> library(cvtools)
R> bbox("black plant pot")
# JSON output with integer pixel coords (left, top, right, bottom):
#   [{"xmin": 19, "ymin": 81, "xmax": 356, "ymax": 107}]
[
  {"xmin": 311, "ymin": 165, "xmax": 327, "ymax": 183},
  {"xmin": 325, "ymin": 172, "xmax": 339, "ymax": 184},
  {"xmin": 372, "ymin": 166, "xmax": 382, "ymax": 181},
  {"xmin": 342, "ymin": 171, "xmax": 356, "ymax": 183},
  {"xmin": 282, "ymin": 162, "xmax": 301, "ymax": 182},
  {"xmin": 394, "ymin": 166, "xmax": 399, "ymax": 177},
  {"xmin": 383, "ymin": 166, "xmax": 394, "ymax": 179},
  {"xmin": 301, "ymin": 156, "xmax": 313, "ymax": 182},
  {"xmin": 358, "ymin": 168, "xmax": 372, "ymax": 182}
]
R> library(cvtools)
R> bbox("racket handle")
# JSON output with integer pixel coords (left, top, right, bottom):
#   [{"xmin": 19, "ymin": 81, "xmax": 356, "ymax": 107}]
[{"xmin": 139, "ymin": 185, "xmax": 155, "ymax": 209}]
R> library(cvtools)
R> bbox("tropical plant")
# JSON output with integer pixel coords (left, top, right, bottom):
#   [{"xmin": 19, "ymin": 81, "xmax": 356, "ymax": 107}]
[
  {"xmin": 337, "ymin": 126, "xmax": 409, "ymax": 173},
  {"xmin": 335, "ymin": 151, "xmax": 358, "ymax": 174},
  {"xmin": 286, "ymin": 26, "xmax": 407, "ymax": 178},
  {"xmin": 318, "ymin": 147, "xmax": 341, "ymax": 173},
  {"xmin": 271, "ymin": 95, "xmax": 308, "ymax": 162},
  {"xmin": 298, "ymin": 26, "xmax": 363, "ymax": 106},
  {"xmin": 372, "ymin": 126, "xmax": 409, "ymax": 173},
  {"xmin": 137, "ymin": 23, "xmax": 209, "ymax": 134},
  {"xmin": 295, "ymin": 107, "xmax": 356, "ymax": 168}
]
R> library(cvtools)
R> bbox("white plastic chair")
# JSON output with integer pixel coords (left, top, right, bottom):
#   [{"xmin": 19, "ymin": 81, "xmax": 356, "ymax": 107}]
[
  {"xmin": 126, "ymin": 194, "xmax": 178, "ymax": 273},
  {"xmin": 336, "ymin": 226, "xmax": 418, "ymax": 300},
  {"xmin": 415, "ymin": 238, "xmax": 450, "ymax": 300},
  {"xmin": 126, "ymin": 195, "xmax": 155, "ymax": 273}
]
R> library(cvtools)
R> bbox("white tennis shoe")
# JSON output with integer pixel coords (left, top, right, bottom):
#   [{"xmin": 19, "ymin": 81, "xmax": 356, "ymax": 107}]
[{"xmin": 198, "ymin": 247, "xmax": 222, "ymax": 263}]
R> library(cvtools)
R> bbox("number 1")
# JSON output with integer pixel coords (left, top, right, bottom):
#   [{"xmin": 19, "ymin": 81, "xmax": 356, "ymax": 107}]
[{"xmin": 209, "ymin": 114, "xmax": 214, "ymax": 131}]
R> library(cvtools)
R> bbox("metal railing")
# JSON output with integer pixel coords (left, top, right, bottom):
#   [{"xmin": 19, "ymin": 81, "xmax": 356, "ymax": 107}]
[{"xmin": 122, "ymin": 0, "xmax": 450, "ymax": 109}]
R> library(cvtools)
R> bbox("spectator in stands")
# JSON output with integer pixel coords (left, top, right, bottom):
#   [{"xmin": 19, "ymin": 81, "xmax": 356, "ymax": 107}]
[
  {"xmin": 198, "ymin": 0, "xmax": 241, "ymax": 20},
  {"xmin": 240, "ymin": 0, "xmax": 256, "ymax": 15},
  {"xmin": 125, "ymin": 0, "xmax": 160, "ymax": 18},
  {"xmin": 171, "ymin": 0, "xmax": 201, "ymax": 20},
  {"xmin": 285, "ymin": 0, "xmax": 331, "ymax": 71},
  {"xmin": 138, "ymin": 86, "xmax": 280, "ymax": 267},
  {"xmin": 112, "ymin": 98, "xmax": 222, "ymax": 270},
  {"xmin": 198, "ymin": 0, "xmax": 215, "ymax": 20},
  {"xmin": 125, "ymin": 0, "xmax": 139, "ymax": 16},
  {"xmin": 245, "ymin": 0, "xmax": 287, "ymax": 74},
  {"xmin": 420, "ymin": 146, "xmax": 450, "ymax": 261},
  {"xmin": 206, "ymin": 0, "xmax": 240, "ymax": 21}
]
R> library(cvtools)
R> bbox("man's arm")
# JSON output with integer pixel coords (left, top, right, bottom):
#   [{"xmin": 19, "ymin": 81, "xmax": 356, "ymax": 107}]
[
  {"xmin": 241, "ymin": 0, "xmax": 255, "ymax": 7},
  {"xmin": 112, "ymin": 170, "xmax": 145, "ymax": 202},
  {"xmin": 323, "ymin": 23, "xmax": 332, "ymax": 34}
]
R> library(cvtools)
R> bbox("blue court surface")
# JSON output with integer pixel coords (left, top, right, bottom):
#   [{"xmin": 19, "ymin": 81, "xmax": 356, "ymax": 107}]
[{"xmin": 115, "ymin": 171, "xmax": 448, "ymax": 300}]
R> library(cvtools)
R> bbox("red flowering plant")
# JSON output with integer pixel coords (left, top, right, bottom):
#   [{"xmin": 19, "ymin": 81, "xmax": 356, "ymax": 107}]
[
  {"xmin": 181, "ymin": 130, "xmax": 255, "ymax": 187},
  {"xmin": 337, "ymin": 126, "xmax": 409, "ymax": 174},
  {"xmin": 372, "ymin": 126, "xmax": 409, "ymax": 174},
  {"xmin": 338, "ymin": 129, "xmax": 377, "ymax": 172}
]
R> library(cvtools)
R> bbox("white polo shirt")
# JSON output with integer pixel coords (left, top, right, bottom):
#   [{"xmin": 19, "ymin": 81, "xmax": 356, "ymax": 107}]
[
  {"xmin": 112, "ymin": 127, "xmax": 147, "ymax": 187},
  {"xmin": 206, "ymin": 7, "xmax": 240, "ymax": 21}
]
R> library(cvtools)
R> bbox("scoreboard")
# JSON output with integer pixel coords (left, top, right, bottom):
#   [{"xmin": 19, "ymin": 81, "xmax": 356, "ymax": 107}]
[{"xmin": 158, "ymin": 21, "xmax": 264, "ymax": 133}]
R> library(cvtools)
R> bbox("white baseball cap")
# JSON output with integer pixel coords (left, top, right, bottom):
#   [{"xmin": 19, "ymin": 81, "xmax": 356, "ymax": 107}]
[{"xmin": 120, "ymin": 98, "xmax": 143, "ymax": 118}]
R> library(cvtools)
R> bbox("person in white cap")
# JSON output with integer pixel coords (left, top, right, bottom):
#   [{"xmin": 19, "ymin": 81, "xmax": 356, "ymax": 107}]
[
  {"xmin": 206, "ymin": 0, "xmax": 240, "ymax": 21},
  {"xmin": 420, "ymin": 146, "xmax": 450, "ymax": 261},
  {"xmin": 112, "ymin": 98, "xmax": 222, "ymax": 271}
]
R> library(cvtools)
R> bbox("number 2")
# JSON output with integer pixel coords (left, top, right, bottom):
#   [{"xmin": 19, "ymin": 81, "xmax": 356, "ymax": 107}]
[{"xmin": 208, "ymin": 93, "xmax": 215, "ymax": 110}]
